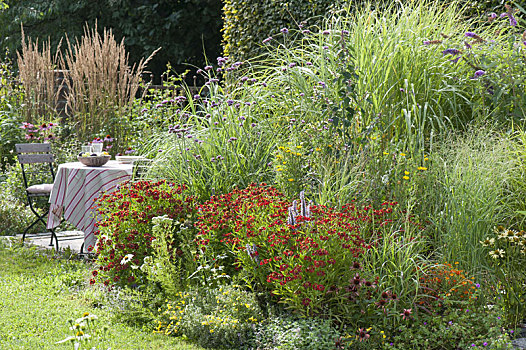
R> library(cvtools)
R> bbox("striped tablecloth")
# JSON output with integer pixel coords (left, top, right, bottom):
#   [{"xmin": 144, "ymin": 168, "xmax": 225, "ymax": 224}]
[{"xmin": 47, "ymin": 160, "xmax": 133, "ymax": 250}]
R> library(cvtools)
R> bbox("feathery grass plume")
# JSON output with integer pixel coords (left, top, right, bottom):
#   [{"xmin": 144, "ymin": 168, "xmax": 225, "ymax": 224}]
[
  {"xmin": 60, "ymin": 23, "xmax": 159, "ymax": 152},
  {"xmin": 17, "ymin": 25, "xmax": 61, "ymax": 123}
]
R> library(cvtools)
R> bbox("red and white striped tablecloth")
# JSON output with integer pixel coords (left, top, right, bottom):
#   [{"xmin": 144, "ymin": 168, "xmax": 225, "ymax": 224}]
[{"xmin": 47, "ymin": 160, "xmax": 133, "ymax": 250}]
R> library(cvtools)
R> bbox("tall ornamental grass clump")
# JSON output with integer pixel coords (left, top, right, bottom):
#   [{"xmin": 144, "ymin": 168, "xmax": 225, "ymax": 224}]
[
  {"xmin": 419, "ymin": 129, "xmax": 521, "ymax": 273},
  {"xmin": 140, "ymin": 64, "xmax": 280, "ymax": 200}
]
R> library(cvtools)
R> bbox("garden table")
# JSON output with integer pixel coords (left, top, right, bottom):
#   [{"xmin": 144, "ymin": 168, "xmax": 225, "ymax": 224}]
[{"xmin": 46, "ymin": 160, "xmax": 133, "ymax": 251}]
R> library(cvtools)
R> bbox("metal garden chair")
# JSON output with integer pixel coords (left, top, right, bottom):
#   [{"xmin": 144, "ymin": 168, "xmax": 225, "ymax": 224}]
[{"xmin": 15, "ymin": 143, "xmax": 59, "ymax": 250}]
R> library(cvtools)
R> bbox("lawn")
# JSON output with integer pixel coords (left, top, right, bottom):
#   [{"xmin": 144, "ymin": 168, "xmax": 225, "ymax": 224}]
[{"xmin": 0, "ymin": 238, "xmax": 203, "ymax": 350}]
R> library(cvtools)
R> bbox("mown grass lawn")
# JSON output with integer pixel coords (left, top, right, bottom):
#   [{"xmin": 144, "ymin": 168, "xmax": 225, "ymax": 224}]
[{"xmin": 0, "ymin": 238, "xmax": 203, "ymax": 350}]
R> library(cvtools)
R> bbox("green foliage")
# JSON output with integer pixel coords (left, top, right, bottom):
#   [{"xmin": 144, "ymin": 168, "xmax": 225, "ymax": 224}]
[
  {"xmin": 0, "ymin": 0, "xmax": 222, "ymax": 77},
  {"xmin": 481, "ymin": 226, "xmax": 526, "ymax": 325},
  {"xmin": 141, "ymin": 68, "xmax": 278, "ymax": 200},
  {"xmin": 222, "ymin": 0, "xmax": 337, "ymax": 62},
  {"xmin": 141, "ymin": 215, "xmax": 197, "ymax": 298},
  {"xmin": 156, "ymin": 285, "xmax": 264, "ymax": 349},
  {"xmin": 254, "ymin": 315, "xmax": 341, "ymax": 350},
  {"xmin": 387, "ymin": 292, "xmax": 512, "ymax": 349},
  {"xmin": 0, "ymin": 54, "xmax": 23, "ymax": 166}
]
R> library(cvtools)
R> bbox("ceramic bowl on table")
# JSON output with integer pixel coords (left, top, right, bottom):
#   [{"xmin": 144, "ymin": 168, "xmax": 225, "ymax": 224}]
[{"xmin": 77, "ymin": 155, "xmax": 111, "ymax": 167}]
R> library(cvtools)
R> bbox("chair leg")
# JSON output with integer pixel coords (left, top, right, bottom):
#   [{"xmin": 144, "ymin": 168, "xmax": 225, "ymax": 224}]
[
  {"xmin": 25, "ymin": 196, "xmax": 59, "ymax": 251},
  {"xmin": 22, "ymin": 217, "xmax": 43, "ymax": 242}
]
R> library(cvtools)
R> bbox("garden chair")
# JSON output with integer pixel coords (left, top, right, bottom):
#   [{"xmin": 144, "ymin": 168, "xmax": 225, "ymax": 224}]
[{"xmin": 15, "ymin": 143, "xmax": 59, "ymax": 251}]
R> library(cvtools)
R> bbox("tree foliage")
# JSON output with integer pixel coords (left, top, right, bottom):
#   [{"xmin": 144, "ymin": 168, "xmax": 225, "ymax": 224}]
[{"xmin": 0, "ymin": 0, "xmax": 223, "ymax": 76}]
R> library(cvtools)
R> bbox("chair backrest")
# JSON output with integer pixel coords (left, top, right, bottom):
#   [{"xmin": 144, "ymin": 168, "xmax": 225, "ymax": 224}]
[{"xmin": 15, "ymin": 143, "xmax": 55, "ymax": 189}]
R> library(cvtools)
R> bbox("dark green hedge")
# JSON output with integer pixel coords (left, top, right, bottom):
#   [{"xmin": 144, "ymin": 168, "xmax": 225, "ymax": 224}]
[
  {"xmin": 0, "ymin": 0, "xmax": 223, "ymax": 77},
  {"xmin": 222, "ymin": 0, "xmax": 337, "ymax": 62}
]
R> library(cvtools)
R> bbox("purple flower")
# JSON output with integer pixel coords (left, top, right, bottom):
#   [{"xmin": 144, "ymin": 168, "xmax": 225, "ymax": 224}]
[
  {"xmin": 448, "ymin": 321, "xmax": 453, "ymax": 325},
  {"xmin": 323, "ymin": 45, "xmax": 329, "ymax": 49},
  {"xmin": 322, "ymin": 30, "xmax": 330, "ymax": 35},
  {"xmin": 450, "ymin": 55, "xmax": 462, "ymax": 64},
  {"xmin": 289, "ymin": 62, "xmax": 296, "ymax": 68},
  {"xmin": 342, "ymin": 30, "xmax": 349, "ymax": 35},
  {"xmin": 464, "ymin": 41, "xmax": 472, "ymax": 49},
  {"xmin": 465, "ymin": 32, "xmax": 478, "ymax": 38},
  {"xmin": 474, "ymin": 70, "xmax": 486, "ymax": 77},
  {"xmin": 240, "ymin": 76, "xmax": 249, "ymax": 82},
  {"xmin": 306, "ymin": 61, "xmax": 313, "ymax": 66},
  {"xmin": 262, "ymin": 37, "xmax": 273, "ymax": 44},
  {"xmin": 124, "ymin": 148, "xmax": 135, "ymax": 154},
  {"xmin": 489, "ymin": 13, "xmax": 497, "ymax": 19},
  {"xmin": 476, "ymin": 283, "xmax": 481, "ymax": 288},
  {"xmin": 217, "ymin": 56, "xmax": 228, "ymax": 66},
  {"xmin": 442, "ymin": 48, "xmax": 461, "ymax": 56},
  {"xmin": 483, "ymin": 342, "xmax": 488, "ymax": 346},
  {"xmin": 318, "ymin": 81, "xmax": 326, "ymax": 88},
  {"xmin": 302, "ymin": 30, "xmax": 311, "ymax": 34},
  {"xmin": 280, "ymin": 28, "xmax": 289, "ymax": 34},
  {"xmin": 204, "ymin": 65, "xmax": 213, "ymax": 71},
  {"xmin": 471, "ymin": 344, "xmax": 476, "ymax": 347},
  {"xmin": 423, "ymin": 40, "xmax": 431, "ymax": 45}
]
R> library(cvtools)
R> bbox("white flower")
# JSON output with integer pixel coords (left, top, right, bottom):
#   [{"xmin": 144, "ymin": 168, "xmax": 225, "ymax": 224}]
[
  {"xmin": 480, "ymin": 237, "xmax": 495, "ymax": 247},
  {"xmin": 497, "ymin": 230, "xmax": 511, "ymax": 240},
  {"xmin": 131, "ymin": 265, "xmax": 140, "ymax": 270},
  {"xmin": 489, "ymin": 249, "xmax": 505, "ymax": 259},
  {"xmin": 120, "ymin": 254, "xmax": 134, "ymax": 265}
]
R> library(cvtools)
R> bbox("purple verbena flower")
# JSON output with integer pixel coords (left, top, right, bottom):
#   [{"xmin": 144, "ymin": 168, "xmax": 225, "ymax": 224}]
[
  {"xmin": 465, "ymin": 32, "xmax": 478, "ymax": 38},
  {"xmin": 262, "ymin": 37, "xmax": 273, "ymax": 44},
  {"xmin": 281, "ymin": 28, "xmax": 289, "ymax": 34},
  {"xmin": 442, "ymin": 48, "xmax": 461, "ymax": 56}
]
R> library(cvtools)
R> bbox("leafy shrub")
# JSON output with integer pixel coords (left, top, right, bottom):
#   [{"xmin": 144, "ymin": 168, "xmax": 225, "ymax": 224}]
[
  {"xmin": 155, "ymin": 285, "xmax": 264, "ymax": 349},
  {"xmin": 0, "ymin": 54, "xmax": 23, "ymax": 166},
  {"xmin": 141, "ymin": 215, "xmax": 197, "ymax": 297},
  {"xmin": 196, "ymin": 184, "xmax": 423, "ymax": 326},
  {"xmin": 92, "ymin": 180, "xmax": 195, "ymax": 288},
  {"xmin": 387, "ymin": 292, "xmax": 513, "ymax": 349},
  {"xmin": 254, "ymin": 315, "xmax": 341, "ymax": 350}
]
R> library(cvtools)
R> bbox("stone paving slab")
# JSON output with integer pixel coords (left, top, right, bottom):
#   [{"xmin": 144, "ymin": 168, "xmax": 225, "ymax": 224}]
[{"xmin": 16, "ymin": 230, "xmax": 85, "ymax": 253}]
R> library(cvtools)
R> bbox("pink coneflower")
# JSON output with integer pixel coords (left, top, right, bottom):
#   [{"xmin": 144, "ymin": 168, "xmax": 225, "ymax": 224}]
[{"xmin": 401, "ymin": 308, "xmax": 412, "ymax": 320}]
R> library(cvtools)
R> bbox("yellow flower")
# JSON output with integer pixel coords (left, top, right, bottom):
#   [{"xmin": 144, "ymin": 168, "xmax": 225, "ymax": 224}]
[
  {"xmin": 404, "ymin": 171, "xmax": 410, "ymax": 175},
  {"xmin": 383, "ymin": 152, "xmax": 389, "ymax": 155},
  {"xmin": 316, "ymin": 148, "xmax": 321, "ymax": 151},
  {"xmin": 400, "ymin": 152, "xmax": 406, "ymax": 157},
  {"xmin": 417, "ymin": 167, "xmax": 427, "ymax": 171},
  {"xmin": 210, "ymin": 329, "xmax": 214, "ymax": 333},
  {"xmin": 403, "ymin": 176, "xmax": 410, "ymax": 180},
  {"xmin": 288, "ymin": 178, "xmax": 294, "ymax": 181},
  {"xmin": 296, "ymin": 145, "xmax": 302, "ymax": 149}
]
